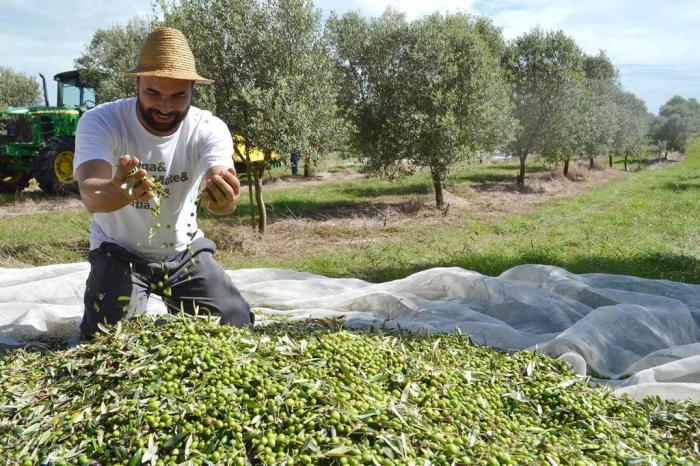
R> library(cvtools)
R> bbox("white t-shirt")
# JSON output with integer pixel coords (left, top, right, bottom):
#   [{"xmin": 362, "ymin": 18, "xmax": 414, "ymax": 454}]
[{"xmin": 74, "ymin": 97, "xmax": 234, "ymax": 260}]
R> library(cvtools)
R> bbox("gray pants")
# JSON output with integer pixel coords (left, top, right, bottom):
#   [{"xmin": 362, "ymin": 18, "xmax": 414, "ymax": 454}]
[{"xmin": 80, "ymin": 237, "xmax": 253, "ymax": 339}]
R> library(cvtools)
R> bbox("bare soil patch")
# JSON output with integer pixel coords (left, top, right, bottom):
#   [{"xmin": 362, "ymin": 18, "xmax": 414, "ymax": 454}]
[{"xmin": 0, "ymin": 191, "xmax": 83, "ymax": 218}]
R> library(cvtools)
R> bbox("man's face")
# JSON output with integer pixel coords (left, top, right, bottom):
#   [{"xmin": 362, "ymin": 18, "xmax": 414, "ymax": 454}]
[{"xmin": 135, "ymin": 77, "xmax": 194, "ymax": 135}]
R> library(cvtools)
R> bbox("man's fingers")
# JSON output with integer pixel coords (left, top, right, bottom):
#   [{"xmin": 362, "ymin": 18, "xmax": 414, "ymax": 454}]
[
  {"xmin": 116, "ymin": 155, "xmax": 141, "ymax": 183},
  {"xmin": 216, "ymin": 169, "xmax": 241, "ymax": 196},
  {"xmin": 204, "ymin": 176, "xmax": 234, "ymax": 205},
  {"xmin": 134, "ymin": 178, "xmax": 154, "ymax": 198},
  {"xmin": 207, "ymin": 177, "xmax": 231, "ymax": 203}
]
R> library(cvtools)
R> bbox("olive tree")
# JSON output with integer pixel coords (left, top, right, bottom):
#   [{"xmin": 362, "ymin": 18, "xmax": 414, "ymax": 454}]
[
  {"xmin": 0, "ymin": 66, "xmax": 42, "ymax": 109},
  {"xmin": 651, "ymin": 96, "xmax": 700, "ymax": 155},
  {"xmin": 503, "ymin": 29, "xmax": 584, "ymax": 186},
  {"xmin": 160, "ymin": 0, "xmax": 342, "ymax": 233},
  {"xmin": 579, "ymin": 52, "xmax": 620, "ymax": 169},
  {"xmin": 328, "ymin": 11, "xmax": 513, "ymax": 208},
  {"xmin": 537, "ymin": 77, "xmax": 586, "ymax": 177},
  {"xmin": 611, "ymin": 90, "xmax": 651, "ymax": 171},
  {"xmin": 551, "ymin": 52, "xmax": 621, "ymax": 175},
  {"xmin": 75, "ymin": 16, "xmax": 157, "ymax": 104}
]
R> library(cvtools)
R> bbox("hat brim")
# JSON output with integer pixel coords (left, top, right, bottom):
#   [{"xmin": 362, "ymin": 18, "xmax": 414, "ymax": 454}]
[{"xmin": 123, "ymin": 68, "xmax": 213, "ymax": 85}]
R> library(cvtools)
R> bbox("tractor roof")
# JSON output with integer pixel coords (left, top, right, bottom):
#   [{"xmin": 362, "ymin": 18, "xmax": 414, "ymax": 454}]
[{"xmin": 53, "ymin": 70, "xmax": 88, "ymax": 87}]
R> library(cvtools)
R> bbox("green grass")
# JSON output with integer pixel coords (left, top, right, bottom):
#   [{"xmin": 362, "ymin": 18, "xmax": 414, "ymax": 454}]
[{"xmin": 0, "ymin": 209, "xmax": 90, "ymax": 264}]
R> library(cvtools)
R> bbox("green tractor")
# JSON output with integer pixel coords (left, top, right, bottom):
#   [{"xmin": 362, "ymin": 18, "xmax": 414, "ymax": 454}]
[{"xmin": 0, "ymin": 70, "xmax": 96, "ymax": 194}]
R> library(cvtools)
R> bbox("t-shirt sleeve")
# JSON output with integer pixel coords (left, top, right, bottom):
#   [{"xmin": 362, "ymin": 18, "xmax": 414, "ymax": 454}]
[
  {"xmin": 73, "ymin": 108, "xmax": 116, "ymax": 176},
  {"xmin": 198, "ymin": 115, "xmax": 234, "ymax": 172}
]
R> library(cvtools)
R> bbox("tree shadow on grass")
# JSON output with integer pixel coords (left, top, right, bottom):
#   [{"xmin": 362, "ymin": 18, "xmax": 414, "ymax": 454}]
[
  {"xmin": 220, "ymin": 197, "xmax": 429, "ymax": 223},
  {"xmin": 198, "ymin": 190, "xmax": 429, "ymax": 224},
  {"xmin": 340, "ymin": 182, "xmax": 430, "ymax": 198},
  {"xmin": 341, "ymin": 249, "xmax": 700, "ymax": 286},
  {"xmin": 449, "ymin": 163, "xmax": 550, "ymax": 183},
  {"xmin": 658, "ymin": 181, "xmax": 700, "ymax": 192}
]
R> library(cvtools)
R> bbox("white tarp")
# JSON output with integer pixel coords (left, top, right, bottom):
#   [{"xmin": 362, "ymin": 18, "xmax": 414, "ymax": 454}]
[{"xmin": 1, "ymin": 263, "xmax": 699, "ymax": 402}]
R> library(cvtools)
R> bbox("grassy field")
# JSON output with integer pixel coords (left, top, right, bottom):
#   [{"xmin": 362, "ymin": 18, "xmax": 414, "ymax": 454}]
[{"xmin": 0, "ymin": 145, "xmax": 693, "ymax": 286}]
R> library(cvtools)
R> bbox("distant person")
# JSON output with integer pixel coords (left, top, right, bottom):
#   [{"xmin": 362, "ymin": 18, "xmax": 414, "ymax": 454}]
[
  {"xmin": 290, "ymin": 151, "xmax": 300, "ymax": 176},
  {"xmin": 73, "ymin": 27, "xmax": 254, "ymax": 339}
]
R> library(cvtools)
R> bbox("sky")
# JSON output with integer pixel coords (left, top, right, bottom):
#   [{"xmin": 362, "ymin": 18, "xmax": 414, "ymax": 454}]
[{"xmin": 1, "ymin": 0, "xmax": 698, "ymax": 114}]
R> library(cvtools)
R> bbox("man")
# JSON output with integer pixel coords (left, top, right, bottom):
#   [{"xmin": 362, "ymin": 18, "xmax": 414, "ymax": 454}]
[{"xmin": 74, "ymin": 27, "xmax": 254, "ymax": 339}]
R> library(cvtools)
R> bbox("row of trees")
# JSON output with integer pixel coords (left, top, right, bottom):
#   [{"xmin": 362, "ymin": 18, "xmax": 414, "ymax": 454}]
[
  {"xmin": 328, "ymin": 13, "xmax": 653, "ymax": 199},
  {"xmin": 3, "ymin": 1, "xmax": 696, "ymax": 231}
]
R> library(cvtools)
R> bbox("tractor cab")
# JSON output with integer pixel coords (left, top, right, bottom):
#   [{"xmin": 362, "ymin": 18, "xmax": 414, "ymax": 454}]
[
  {"xmin": 54, "ymin": 70, "xmax": 96, "ymax": 110},
  {"xmin": 0, "ymin": 70, "xmax": 96, "ymax": 194}
]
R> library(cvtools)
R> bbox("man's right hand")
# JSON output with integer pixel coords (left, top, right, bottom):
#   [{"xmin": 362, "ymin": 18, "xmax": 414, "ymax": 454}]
[
  {"xmin": 75, "ymin": 155, "xmax": 156, "ymax": 213},
  {"xmin": 113, "ymin": 155, "xmax": 155, "ymax": 201}
]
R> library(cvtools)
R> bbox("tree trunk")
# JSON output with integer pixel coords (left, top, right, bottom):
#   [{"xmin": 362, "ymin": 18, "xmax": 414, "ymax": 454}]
[
  {"xmin": 609, "ymin": 154, "xmax": 613, "ymax": 168},
  {"xmin": 252, "ymin": 163, "xmax": 267, "ymax": 234},
  {"xmin": 563, "ymin": 159, "xmax": 570, "ymax": 177},
  {"xmin": 664, "ymin": 150, "xmax": 668, "ymax": 160},
  {"xmin": 243, "ymin": 146, "xmax": 256, "ymax": 230},
  {"xmin": 430, "ymin": 167, "xmax": 444, "ymax": 208},
  {"xmin": 624, "ymin": 154, "xmax": 628, "ymax": 172},
  {"xmin": 589, "ymin": 156, "xmax": 594, "ymax": 170},
  {"xmin": 517, "ymin": 154, "xmax": 527, "ymax": 187},
  {"xmin": 303, "ymin": 156, "xmax": 311, "ymax": 177}
]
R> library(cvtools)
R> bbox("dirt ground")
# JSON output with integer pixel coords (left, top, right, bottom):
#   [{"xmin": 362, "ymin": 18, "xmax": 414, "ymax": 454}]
[{"xmin": 0, "ymin": 186, "xmax": 84, "ymax": 218}]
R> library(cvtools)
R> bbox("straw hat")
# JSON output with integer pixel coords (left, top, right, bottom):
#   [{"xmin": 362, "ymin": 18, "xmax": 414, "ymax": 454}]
[{"xmin": 123, "ymin": 27, "xmax": 213, "ymax": 84}]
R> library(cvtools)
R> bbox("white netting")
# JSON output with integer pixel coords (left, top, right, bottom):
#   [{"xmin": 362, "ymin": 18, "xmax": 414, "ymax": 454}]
[{"xmin": 1, "ymin": 263, "xmax": 699, "ymax": 402}]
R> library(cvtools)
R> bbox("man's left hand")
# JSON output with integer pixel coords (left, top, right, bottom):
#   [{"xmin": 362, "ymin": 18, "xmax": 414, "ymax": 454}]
[{"xmin": 200, "ymin": 167, "xmax": 241, "ymax": 215}]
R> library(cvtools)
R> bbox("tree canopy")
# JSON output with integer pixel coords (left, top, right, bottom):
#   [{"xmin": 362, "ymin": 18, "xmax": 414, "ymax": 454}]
[
  {"xmin": 651, "ymin": 96, "xmax": 700, "ymax": 154},
  {"xmin": 328, "ymin": 10, "xmax": 514, "ymax": 207},
  {"xmin": 0, "ymin": 66, "xmax": 43, "ymax": 109},
  {"xmin": 160, "ymin": 0, "xmax": 343, "ymax": 232},
  {"xmin": 74, "ymin": 16, "xmax": 157, "ymax": 104},
  {"xmin": 503, "ymin": 28, "xmax": 586, "ymax": 185}
]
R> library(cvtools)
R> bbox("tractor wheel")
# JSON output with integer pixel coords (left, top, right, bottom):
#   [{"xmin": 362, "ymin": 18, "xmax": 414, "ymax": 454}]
[
  {"xmin": 32, "ymin": 136, "xmax": 79, "ymax": 195},
  {"xmin": 0, "ymin": 171, "xmax": 30, "ymax": 193}
]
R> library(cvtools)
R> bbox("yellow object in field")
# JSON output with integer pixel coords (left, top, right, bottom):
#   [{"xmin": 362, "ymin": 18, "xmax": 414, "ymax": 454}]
[{"xmin": 232, "ymin": 135, "xmax": 281, "ymax": 163}]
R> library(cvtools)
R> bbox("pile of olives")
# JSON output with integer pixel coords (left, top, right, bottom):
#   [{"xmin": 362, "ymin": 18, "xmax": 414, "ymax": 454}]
[{"xmin": 1, "ymin": 315, "xmax": 697, "ymax": 465}]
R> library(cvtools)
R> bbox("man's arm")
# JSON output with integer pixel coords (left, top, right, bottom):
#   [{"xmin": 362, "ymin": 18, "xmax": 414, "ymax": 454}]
[
  {"xmin": 75, "ymin": 155, "xmax": 155, "ymax": 213},
  {"xmin": 199, "ymin": 166, "xmax": 242, "ymax": 216}
]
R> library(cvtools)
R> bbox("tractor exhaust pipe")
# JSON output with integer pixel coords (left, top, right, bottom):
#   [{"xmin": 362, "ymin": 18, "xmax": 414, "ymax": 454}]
[{"xmin": 39, "ymin": 74, "xmax": 49, "ymax": 106}]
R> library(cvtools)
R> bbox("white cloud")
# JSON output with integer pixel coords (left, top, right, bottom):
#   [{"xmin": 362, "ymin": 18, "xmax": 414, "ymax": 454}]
[
  {"xmin": 353, "ymin": 0, "xmax": 476, "ymax": 19},
  {"xmin": 483, "ymin": 0, "xmax": 700, "ymax": 65}
]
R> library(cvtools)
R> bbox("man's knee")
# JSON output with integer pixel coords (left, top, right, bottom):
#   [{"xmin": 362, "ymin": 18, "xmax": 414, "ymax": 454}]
[
  {"xmin": 219, "ymin": 290, "xmax": 255, "ymax": 327},
  {"xmin": 80, "ymin": 243, "xmax": 146, "ymax": 339},
  {"xmin": 177, "ymin": 251, "xmax": 254, "ymax": 327}
]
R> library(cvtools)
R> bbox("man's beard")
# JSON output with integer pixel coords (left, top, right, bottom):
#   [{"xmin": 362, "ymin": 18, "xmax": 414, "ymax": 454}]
[{"xmin": 137, "ymin": 97, "xmax": 190, "ymax": 133}]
